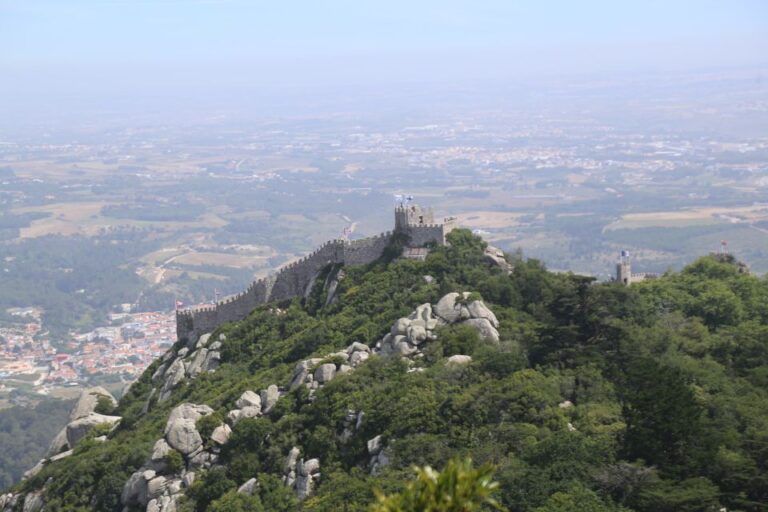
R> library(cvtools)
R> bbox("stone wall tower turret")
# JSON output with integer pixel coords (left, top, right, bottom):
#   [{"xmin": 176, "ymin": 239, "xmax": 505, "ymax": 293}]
[
  {"xmin": 616, "ymin": 250, "xmax": 632, "ymax": 285},
  {"xmin": 394, "ymin": 204, "xmax": 435, "ymax": 232}
]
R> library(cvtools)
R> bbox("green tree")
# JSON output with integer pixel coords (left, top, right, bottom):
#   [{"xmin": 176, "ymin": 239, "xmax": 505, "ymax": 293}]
[
  {"xmin": 208, "ymin": 491, "xmax": 265, "ymax": 512},
  {"xmin": 636, "ymin": 477, "xmax": 720, "ymax": 512},
  {"xmin": 534, "ymin": 482, "xmax": 618, "ymax": 512},
  {"xmin": 187, "ymin": 468, "xmax": 236, "ymax": 512},
  {"xmin": 370, "ymin": 458, "xmax": 504, "ymax": 512},
  {"xmin": 619, "ymin": 358, "xmax": 705, "ymax": 472}
]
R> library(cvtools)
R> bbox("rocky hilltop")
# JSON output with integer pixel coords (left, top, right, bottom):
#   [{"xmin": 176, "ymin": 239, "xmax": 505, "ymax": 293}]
[{"xmin": 3, "ymin": 229, "xmax": 767, "ymax": 512}]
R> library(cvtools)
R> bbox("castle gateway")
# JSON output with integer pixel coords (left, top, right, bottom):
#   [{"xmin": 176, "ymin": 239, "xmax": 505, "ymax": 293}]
[{"xmin": 176, "ymin": 205, "xmax": 456, "ymax": 343}]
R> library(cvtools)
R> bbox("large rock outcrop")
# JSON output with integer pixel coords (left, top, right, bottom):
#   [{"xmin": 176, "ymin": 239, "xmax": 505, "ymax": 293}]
[
  {"xmin": 46, "ymin": 387, "xmax": 119, "ymax": 458},
  {"xmin": 65, "ymin": 413, "xmax": 122, "ymax": 448},
  {"xmin": 379, "ymin": 292, "xmax": 500, "ymax": 356},
  {"xmin": 282, "ymin": 447, "xmax": 321, "ymax": 500},
  {"xmin": 122, "ymin": 402, "xmax": 218, "ymax": 512},
  {"xmin": 69, "ymin": 386, "xmax": 117, "ymax": 421},
  {"xmin": 288, "ymin": 342, "xmax": 371, "ymax": 397},
  {"xmin": 163, "ymin": 403, "xmax": 213, "ymax": 455},
  {"xmin": 484, "ymin": 245, "xmax": 513, "ymax": 274},
  {"xmin": 150, "ymin": 333, "xmax": 223, "ymax": 404}
]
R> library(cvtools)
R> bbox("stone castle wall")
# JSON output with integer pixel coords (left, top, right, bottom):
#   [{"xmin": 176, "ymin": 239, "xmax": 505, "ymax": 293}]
[
  {"xmin": 176, "ymin": 209, "xmax": 454, "ymax": 342},
  {"xmin": 342, "ymin": 231, "xmax": 393, "ymax": 265},
  {"xmin": 268, "ymin": 241, "xmax": 346, "ymax": 302},
  {"xmin": 407, "ymin": 224, "xmax": 448, "ymax": 247}
]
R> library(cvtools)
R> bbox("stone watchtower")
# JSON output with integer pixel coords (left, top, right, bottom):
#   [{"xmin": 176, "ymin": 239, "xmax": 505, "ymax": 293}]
[
  {"xmin": 616, "ymin": 250, "xmax": 632, "ymax": 285},
  {"xmin": 616, "ymin": 259, "xmax": 632, "ymax": 285},
  {"xmin": 394, "ymin": 203, "xmax": 455, "ymax": 247},
  {"xmin": 615, "ymin": 250, "xmax": 658, "ymax": 285},
  {"xmin": 394, "ymin": 204, "xmax": 435, "ymax": 232}
]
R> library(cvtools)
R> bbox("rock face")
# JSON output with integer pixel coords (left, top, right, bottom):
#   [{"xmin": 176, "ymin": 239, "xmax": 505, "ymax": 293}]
[
  {"xmin": 235, "ymin": 390, "xmax": 261, "ymax": 409},
  {"xmin": 210, "ymin": 424, "xmax": 232, "ymax": 445},
  {"xmin": 158, "ymin": 358, "xmax": 187, "ymax": 402},
  {"xmin": 152, "ymin": 331, "xmax": 222, "ymax": 404},
  {"xmin": 69, "ymin": 386, "xmax": 117, "ymax": 421},
  {"xmin": 0, "ymin": 494, "xmax": 18, "ymax": 511},
  {"xmin": 378, "ymin": 293, "xmax": 500, "ymax": 358},
  {"xmin": 165, "ymin": 419, "xmax": 203, "ymax": 455},
  {"xmin": 165, "ymin": 403, "xmax": 214, "ymax": 427},
  {"xmin": 289, "ymin": 342, "xmax": 372, "ymax": 397},
  {"xmin": 435, "ymin": 293, "xmax": 471, "ymax": 324},
  {"xmin": 186, "ymin": 348, "xmax": 209, "ymax": 378},
  {"xmin": 295, "ymin": 458, "xmax": 321, "ymax": 500},
  {"xmin": 281, "ymin": 446, "xmax": 301, "ymax": 489},
  {"xmin": 121, "ymin": 469, "xmax": 184, "ymax": 512},
  {"xmin": 150, "ymin": 439, "xmax": 171, "ymax": 471},
  {"xmin": 65, "ymin": 413, "xmax": 121, "ymax": 447},
  {"xmin": 121, "ymin": 470, "xmax": 151, "ymax": 507},
  {"xmin": 163, "ymin": 403, "xmax": 213, "ymax": 455},
  {"xmin": 260, "ymin": 385, "xmax": 280, "ymax": 413},
  {"xmin": 282, "ymin": 447, "xmax": 321, "ymax": 500},
  {"xmin": 46, "ymin": 428, "xmax": 70, "ymax": 458},
  {"xmin": 238, "ymin": 478, "xmax": 258, "ymax": 496},
  {"xmin": 367, "ymin": 434, "xmax": 390, "ymax": 474},
  {"xmin": 466, "ymin": 300, "xmax": 499, "ymax": 328},
  {"xmin": 22, "ymin": 461, "xmax": 45, "ymax": 481},
  {"xmin": 227, "ymin": 386, "xmax": 280, "ymax": 424},
  {"xmin": 446, "ymin": 354, "xmax": 472, "ymax": 365},
  {"xmin": 462, "ymin": 318, "xmax": 500, "ymax": 343},
  {"xmin": 338, "ymin": 409, "xmax": 364, "ymax": 444},
  {"xmin": 49, "ymin": 450, "xmax": 73, "ymax": 462},
  {"xmin": 314, "ymin": 363, "xmax": 336, "ymax": 384},
  {"xmin": 434, "ymin": 292, "xmax": 499, "ymax": 333},
  {"xmin": 46, "ymin": 386, "xmax": 120, "ymax": 458},
  {"xmin": 122, "ymin": 402, "xmax": 217, "ymax": 511},
  {"xmin": 484, "ymin": 245, "xmax": 513, "ymax": 274},
  {"xmin": 367, "ymin": 435, "xmax": 383, "ymax": 455},
  {"xmin": 21, "ymin": 491, "xmax": 43, "ymax": 512}
]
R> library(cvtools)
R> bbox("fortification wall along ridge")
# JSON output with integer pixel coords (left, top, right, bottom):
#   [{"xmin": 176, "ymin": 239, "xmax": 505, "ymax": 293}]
[
  {"xmin": 343, "ymin": 231, "xmax": 393, "ymax": 265},
  {"xmin": 176, "ymin": 206, "xmax": 455, "ymax": 342}
]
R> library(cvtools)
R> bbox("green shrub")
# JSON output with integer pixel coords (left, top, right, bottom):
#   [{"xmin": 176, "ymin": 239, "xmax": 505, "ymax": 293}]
[
  {"xmin": 370, "ymin": 458, "xmax": 504, "ymax": 512},
  {"xmin": 196, "ymin": 412, "xmax": 224, "ymax": 440},
  {"xmin": 436, "ymin": 324, "xmax": 483, "ymax": 357},
  {"xmin": 88, "ymin": 422, "xmax": 116, "ymax": 440},
  {"xmin": 93, "ymin": 395, "xmax": 116, "ymax": 415},
  {"xmin": 166, "ymin": 449, "xmax": 184, "ymax": 474},
  {"xmin": 187, "ymin": 468, "xmax": 236, "ymax": 512}
]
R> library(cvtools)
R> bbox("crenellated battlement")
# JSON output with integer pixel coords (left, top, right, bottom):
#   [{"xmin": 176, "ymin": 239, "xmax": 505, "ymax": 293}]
[{"xmin": 176, "ymin": 204, "xmax": 455, "ymax": 342}]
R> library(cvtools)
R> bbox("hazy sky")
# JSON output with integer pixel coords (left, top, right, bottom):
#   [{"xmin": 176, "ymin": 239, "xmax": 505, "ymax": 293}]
[{"xmin": 1, "ymin": 1, "xmax": 767, "ymax": 118}]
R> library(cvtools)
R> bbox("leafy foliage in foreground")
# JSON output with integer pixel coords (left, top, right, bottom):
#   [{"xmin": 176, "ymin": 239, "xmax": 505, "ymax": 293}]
[
  {"xmin": 15, "ymin": 230, "xmax": 768, "ymax": 511},
  {"xmin": 371, "ymin": 458, "xmax": 503, "ymax": 512}
]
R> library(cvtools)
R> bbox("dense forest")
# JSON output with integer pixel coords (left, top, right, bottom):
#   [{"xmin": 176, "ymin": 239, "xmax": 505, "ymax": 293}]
[
  {"xmin": 11, "ymin": 230, "xmax": 768, "ymax": 511},
  {"xmin": 0, "ymin": 399, "xmax": 72, "ymax": 489}
]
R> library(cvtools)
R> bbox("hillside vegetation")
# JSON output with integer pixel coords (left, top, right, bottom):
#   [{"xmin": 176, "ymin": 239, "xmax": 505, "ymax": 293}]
[
  {"xmin": 0, "ymin": 399, "xmax": 72, "ymax": 489},
  {"xmin": 11, "ymin": 230, "xmax": 768, "ymax": 511}
]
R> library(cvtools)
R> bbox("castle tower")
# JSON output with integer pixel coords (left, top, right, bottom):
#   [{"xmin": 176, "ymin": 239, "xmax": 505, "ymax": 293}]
[
  {"xmin": 616, "ymin": 250, "xmax": 632, "ymax": 285},
  {"xmin": 394, "ymin": 204, "xmax": 434, "ymax": 231}
]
